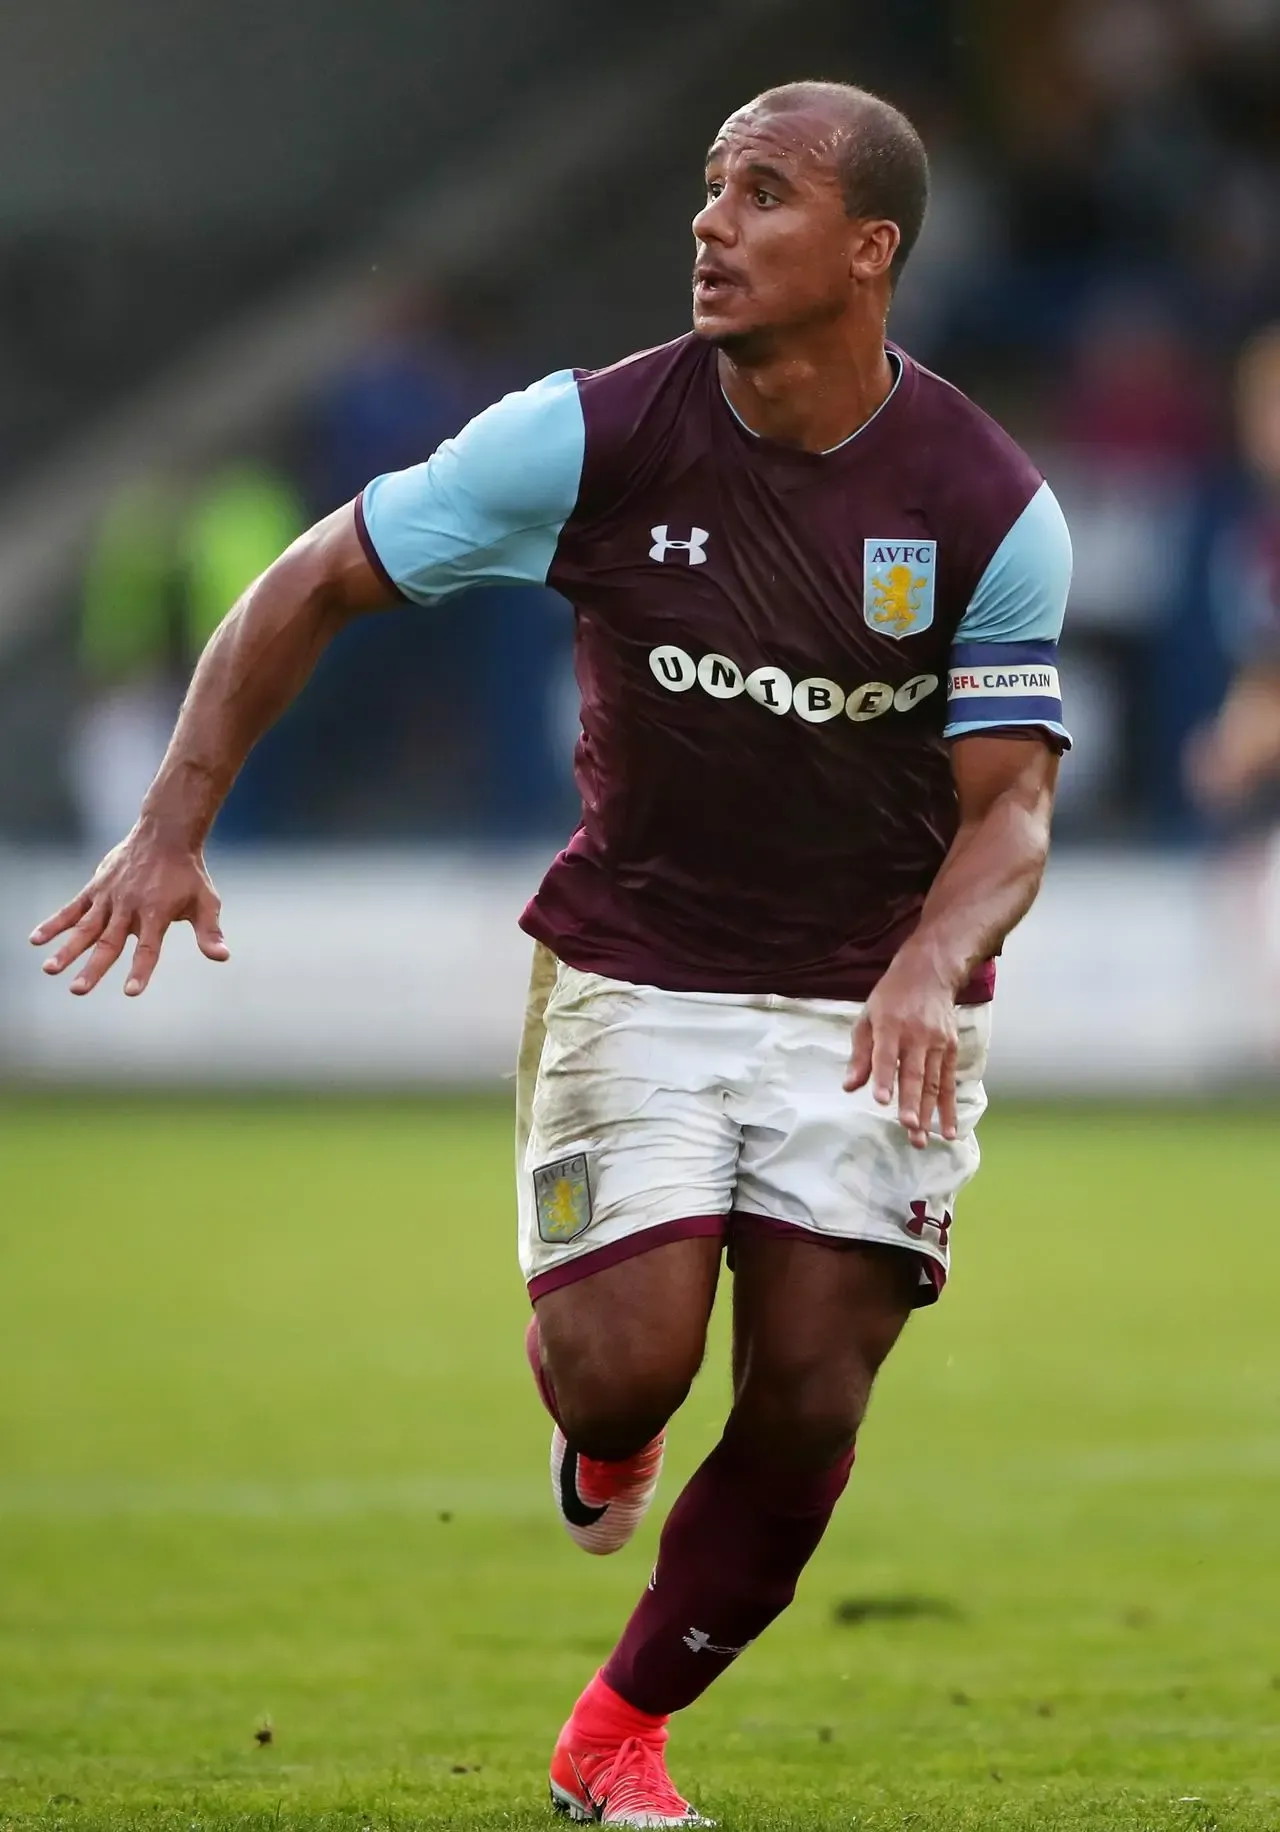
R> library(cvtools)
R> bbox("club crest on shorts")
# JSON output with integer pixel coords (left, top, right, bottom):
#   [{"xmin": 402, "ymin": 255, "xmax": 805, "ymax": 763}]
[
  {"xmin": 864, "ymin": 539, "xmax": 937, "ymax": 639},
  {"xmin": 533, "ymin": 1152, "xmax": 594, "ymax": 1245}
]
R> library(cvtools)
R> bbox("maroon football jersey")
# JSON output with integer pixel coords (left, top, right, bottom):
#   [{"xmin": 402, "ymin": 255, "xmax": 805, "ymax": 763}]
[{"xmin": 359, "ymin": 334, "xmax": 1073, "ymax": 1002}]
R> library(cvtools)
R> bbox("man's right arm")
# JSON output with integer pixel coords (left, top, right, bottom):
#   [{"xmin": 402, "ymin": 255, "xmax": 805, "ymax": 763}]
[
  {"xmin": 31, "ymin": 507, "xmax": 394, "ymax": 996},
  {"xmin": 148, "ymin": 508, "xmax": 390, "ymax": 850},
  {"xmin": 31, "ymin": 366, "xmax": 587, "ymax": 997}
]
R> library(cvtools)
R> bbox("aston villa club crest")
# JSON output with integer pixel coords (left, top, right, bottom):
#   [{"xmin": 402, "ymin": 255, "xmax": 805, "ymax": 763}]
[
  {"xmin": 533, "ymin": 1152, "xmax": 594, "ymax": 1244},
  {"xmin": 864, "ymin": 539, "xmax": 937, "ymax": 639}
]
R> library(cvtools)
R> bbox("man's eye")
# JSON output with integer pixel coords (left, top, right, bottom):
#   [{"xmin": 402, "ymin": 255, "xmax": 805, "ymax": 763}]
[
  {"xmin": 706, "ymin": 181, "xmax": 724, "ymax": 200},
  {"xmin": 755, "ymin": 189, "xmax": 778, "ymax": 208}
]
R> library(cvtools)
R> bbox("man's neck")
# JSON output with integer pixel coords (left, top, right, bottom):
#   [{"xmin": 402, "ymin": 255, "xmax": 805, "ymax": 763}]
[{"xmin": 716, "ymin": 326, "xmax": 896, "ymax": 455}]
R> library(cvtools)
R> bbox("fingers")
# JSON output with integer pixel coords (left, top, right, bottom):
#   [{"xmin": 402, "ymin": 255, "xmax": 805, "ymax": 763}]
[
  {"xmin": 937, "ymin": 1048, "xmax": 959, "ymax": 1144},
  {"xmin": 847, "ymin": 1010, "xmax": 960, "ymax": 1151},
  {"xmin": 848, "ymin": 1015, "xmax": 919, "ymax": 1133},
  {"xmin": 193, "ymin": 891, "xmax": 230, "ymax": 963},
  {"xmin": 70, "ymin": 912, "xmax": 131, "ymax": 996},
  {"xmin": 896, "ymin": 1035, "xmax": 927, "ymax": 1147},
  {"xmin": 869, "ymin": 1020, "xmax": 900, "ymax": 1111},
  {"xmin": 30, "ymin": 890, "xmax": 93, "ymax": 948},
  {"xmin": 124, "ymin": 922, "xmax": 164, "ymax": 998},
  {"xmin": 910, "ymin": 1044, "xmax": 950, "ymax": 1151},
  {"xmin": 901, "ymin": 1039, "xmax": 960, "ymax": 1150},
  {"xmin": 35, "ymin": 851, "xmax": 229, "ymax": 998},
  {"xmin": 40, "ymin": 902, "xmax": 108, "ymax": 977},
  {"xmin": 843, "ymin": 1013, "xmax": 874, "ymax": 1092}
]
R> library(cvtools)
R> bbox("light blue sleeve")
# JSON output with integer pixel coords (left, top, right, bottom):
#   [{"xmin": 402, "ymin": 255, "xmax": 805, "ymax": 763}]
[
  {"xmin": 357, "ymin": 369, "xmax": 585, "ymax": 605},
  {"xmin": 945, "ymin": 480, "xmax": 1074, "ymax": 747},
  {"xmin": 954, "ymin": 480, "xmax": 1073, "ymax": 644}
]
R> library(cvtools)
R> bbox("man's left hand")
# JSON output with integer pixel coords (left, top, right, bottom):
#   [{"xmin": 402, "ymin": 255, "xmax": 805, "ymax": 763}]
[{"xmin": 844, "ymin": 957, "xmax": 959, "ymax": 1150}]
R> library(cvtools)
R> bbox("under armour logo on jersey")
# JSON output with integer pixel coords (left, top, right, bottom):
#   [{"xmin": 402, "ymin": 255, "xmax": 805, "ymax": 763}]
[{"xmin": 650, "ymin": 524, "xmax": 709, "ymax": 565}]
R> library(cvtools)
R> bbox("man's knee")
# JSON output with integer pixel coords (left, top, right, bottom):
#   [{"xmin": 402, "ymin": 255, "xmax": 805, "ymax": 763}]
[
  {"xmin": 536, "ymin": 1306, "xmax": 704, "ymax": 1461},
  {"xmin": 556, "ymin": 1371, "xmax": 690, "ymax": 1461},
  {"xmin": 532, "ymin": 1235, "xmax": 719, "ymax": 1459}
]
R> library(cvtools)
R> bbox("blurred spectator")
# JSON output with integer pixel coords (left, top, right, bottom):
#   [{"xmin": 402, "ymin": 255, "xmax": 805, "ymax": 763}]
[
  {"xmin": 1054, "ymin": 289, "xmax": 1221, "ymax": 470},
  {"xmin": 183, "ymin": 461, "xmax": 305, "ymax": 655},
  {"xmin": 1185, "ymin": 321, "xmax": 1280, "ymax": 1057},
  {"xmin": 887, "ymin": 99, "xmax": 1003, "ymax": 361},
  {"xmin": 1187, "ymin": 324, "xmax": 1280, "ymax": 815},
  {"xmin": 73, "ymin": 457, "xmax": 305, "ymax": 851},
  {"xmin": 305, "ymin": 276, "xmax": 489, "ymax": 515},
  {"xmin": 183, "ymin": 458, "xmax": 307, "ymax": 841},
  {"xmin": 975, "ymin": 0, "xmax": 1278, "ymax": 358},
  {"xmin": 257, "ymin": 276, "xmax": 577, "ymax": 845},
  {"xmin": 73, "ymin": 478, "xmax": 184, "ymax": 856},
  {"xmin": 12, "ymin": 2, "xmax": 1280, "ymax": 851}
]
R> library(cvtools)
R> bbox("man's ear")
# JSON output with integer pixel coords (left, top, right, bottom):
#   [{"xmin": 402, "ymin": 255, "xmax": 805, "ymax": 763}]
[{"xmin": 850, "ymin": 218, "xmax": 900, "ymax": 283}]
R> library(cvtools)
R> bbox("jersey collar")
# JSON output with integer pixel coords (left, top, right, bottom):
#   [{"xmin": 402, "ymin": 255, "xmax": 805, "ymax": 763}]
[{"xmin": 718, "ymin": 348, "xmax": 906, "ymax": 457}]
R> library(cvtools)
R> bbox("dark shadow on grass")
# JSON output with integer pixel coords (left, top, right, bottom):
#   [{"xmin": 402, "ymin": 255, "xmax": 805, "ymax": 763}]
[{"xmin": 831, "ymin": 1593, "xmax": 963, "ymax": 1627}]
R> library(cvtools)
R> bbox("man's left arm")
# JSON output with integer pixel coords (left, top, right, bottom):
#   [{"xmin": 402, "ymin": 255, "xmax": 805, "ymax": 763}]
[
  {"xmin": 844, "ymin": 737, "xmax": 1058, "ymax": 1146},
  {"xmin": 845, "ymin": 477, "xmax": 1074, "ymax": 1147}
]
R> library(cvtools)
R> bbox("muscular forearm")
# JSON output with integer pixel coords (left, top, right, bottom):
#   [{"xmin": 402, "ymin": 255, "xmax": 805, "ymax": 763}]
[
  {"xmin": 896, "ymin": 786, "xmax": 1053, "ymax": 996},
  {"xmin": 846, "ymin": 738, "xmax": 1056, "ymax": 1144},
  {"xmin": 139, "ymin": 509, "xmax": 379, "ymax": 847}
]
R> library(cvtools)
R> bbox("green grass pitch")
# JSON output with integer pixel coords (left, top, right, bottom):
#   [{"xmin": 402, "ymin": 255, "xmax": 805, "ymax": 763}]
[{"xmin": 1, "ymin": 1093, "xmax": 1278, "ymax": 1831}]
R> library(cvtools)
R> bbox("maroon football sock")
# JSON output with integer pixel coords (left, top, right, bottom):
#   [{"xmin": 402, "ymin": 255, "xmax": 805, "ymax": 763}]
[{"xmin": 601, "ymin": 1432, "xmax": 854, "ymax": 1715}]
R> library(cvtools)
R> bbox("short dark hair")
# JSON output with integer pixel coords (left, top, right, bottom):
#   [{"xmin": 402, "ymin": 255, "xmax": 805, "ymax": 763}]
[{"xmin": 751, "ymin": 81, "xmax": 930, "ymax": 282}]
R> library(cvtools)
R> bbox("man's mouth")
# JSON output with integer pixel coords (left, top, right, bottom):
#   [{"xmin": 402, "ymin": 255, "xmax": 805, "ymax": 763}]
[{"xmin": 693, "ymin": 262, "xmax": 742, "ymax": 297}]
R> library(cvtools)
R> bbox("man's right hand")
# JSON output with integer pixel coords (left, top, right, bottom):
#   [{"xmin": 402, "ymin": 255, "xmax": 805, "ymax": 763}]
[{"xmin": 29, "ymin": 826, "xmax": 229, "ymax": 997}]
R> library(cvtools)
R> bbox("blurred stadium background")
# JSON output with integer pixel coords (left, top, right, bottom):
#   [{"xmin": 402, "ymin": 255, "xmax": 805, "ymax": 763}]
[
  {"xmin": 1, "ymin": 0, "xmax": 1279, "ymax": 1089},
  {"xmin": 2, "ymin": 3, "xmax": 1279, "ymax": 1827}
]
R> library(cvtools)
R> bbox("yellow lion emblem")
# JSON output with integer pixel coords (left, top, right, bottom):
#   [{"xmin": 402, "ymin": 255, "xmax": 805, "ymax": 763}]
[
  {"xmin": 870, "ymin": 563, "xmax": 928, "ymax": 635},
  {"xmin": 544, "ymin": 1178, "xmax": 582, "ymax": 1236}
]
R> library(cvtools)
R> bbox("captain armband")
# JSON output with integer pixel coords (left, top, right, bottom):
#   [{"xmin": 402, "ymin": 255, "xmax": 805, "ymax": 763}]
[{"xmin": 943, "ymin": 640, "xmax": 1071, "ymax": 749}]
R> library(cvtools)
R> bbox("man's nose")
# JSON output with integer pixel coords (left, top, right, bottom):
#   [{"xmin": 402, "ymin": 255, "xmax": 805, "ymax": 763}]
[{"xmin": 692, "ymin": 192, "xmax": 734, "ymax": 244}]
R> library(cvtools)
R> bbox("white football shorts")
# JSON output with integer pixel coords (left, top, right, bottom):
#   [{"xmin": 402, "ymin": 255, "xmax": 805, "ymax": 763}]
[{"xmin": 515, "ymin": 943, "xmax": 991, "ymax": 1304}]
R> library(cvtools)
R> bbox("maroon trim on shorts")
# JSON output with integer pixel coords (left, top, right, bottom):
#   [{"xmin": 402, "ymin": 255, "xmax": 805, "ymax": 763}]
[
  {"xmin": 527, "ymin": 1214, "xmax": 727, "ymax": 1302},
  {"xmin": 728, "ymin": 1211, "xmax": 947, "ymax": 1308},
  {"xmin": 353, "ymin": 491, "xmax": 408, "ymax": 602}
]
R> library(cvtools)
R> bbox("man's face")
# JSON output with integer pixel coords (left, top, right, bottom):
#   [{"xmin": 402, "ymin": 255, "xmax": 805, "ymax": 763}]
[{"xmin": 692, "ymin": 103, "xmax": 871, "ymax": 350}]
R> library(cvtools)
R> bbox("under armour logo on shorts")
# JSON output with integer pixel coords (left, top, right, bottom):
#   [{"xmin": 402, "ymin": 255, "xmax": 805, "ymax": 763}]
[
  {"xmin": 906, "ymin": 1200, "xmax": 952, "ymax": 1247},
  {"xmin": 650, "ymin": 524, "xmax": 709, "ymax": 565}
]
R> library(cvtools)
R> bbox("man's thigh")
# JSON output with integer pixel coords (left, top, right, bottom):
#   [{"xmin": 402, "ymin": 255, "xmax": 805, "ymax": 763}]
[
  {"xmin": 535, "ymin": 1234, "xmax": 724, "ymax": 1454},
  {"xmin": 734, "ymin": 998, "xmax": 993, "ymax": 1305},
  {"xmin": 516, "ymin": 951, "xmax": 755, "ymax": 1296}
]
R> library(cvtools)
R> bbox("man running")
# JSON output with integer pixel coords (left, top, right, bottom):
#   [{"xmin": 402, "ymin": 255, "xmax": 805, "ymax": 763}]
[{"xmin": 32, "ymin": 82, "xmax": 1072, "ymax": 1827}]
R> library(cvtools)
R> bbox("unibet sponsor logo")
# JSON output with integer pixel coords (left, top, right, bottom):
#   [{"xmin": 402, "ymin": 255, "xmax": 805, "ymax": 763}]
[{"xmin": 649, "ymin": 645, "xmax": 939, "ymax": 724}]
